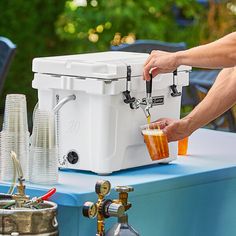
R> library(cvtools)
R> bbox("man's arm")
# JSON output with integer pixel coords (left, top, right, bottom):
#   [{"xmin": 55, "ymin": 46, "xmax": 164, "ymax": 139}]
[
  {"xmin": 177, "ymin": 32, "xmax": 236, "ymax": 69},
  {"xmin": 152, "ymin": 67, "xmax": 236, "ymax": 141},
  {"xmin": 183, "ymin": 67, "xmax": 236, "ymax": 135},
  {"xmin": 143, "ymin": 32, "xmax": 236, "ymax": 81}
]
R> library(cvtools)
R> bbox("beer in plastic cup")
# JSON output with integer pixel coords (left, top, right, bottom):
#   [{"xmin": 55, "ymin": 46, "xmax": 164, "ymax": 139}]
[
  {"xmin": 142, "ymin": 128, "xmax": 169, "ymax": 161},
  {"xmin": 178, "ymin": 137, "xmax": 189, "ymax": 156}
]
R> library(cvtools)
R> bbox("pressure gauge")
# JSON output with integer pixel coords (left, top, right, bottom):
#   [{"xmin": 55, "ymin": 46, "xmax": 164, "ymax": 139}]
[
  {"xmin": 95, "ymin": 180, "xmax": 111, "ymax": 196},
  {"xmin": 82, "ymin": 201, "xmax": 98, "ymax": 219}
]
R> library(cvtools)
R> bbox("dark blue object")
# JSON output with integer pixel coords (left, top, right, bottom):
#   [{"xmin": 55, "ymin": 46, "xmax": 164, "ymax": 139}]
[
  {"xmin": 173, "ymin": 0, "xmax": 222, "ymax": 27},
  {"xmin": 197, "ymin": 0, "xmax": 209, "ymax": 5},
  {"xmin": 190, "ymin": 69, "xmax": 236, "ymax": 131},
  {"xmin": 111, "ymin": 39, "xmax": 187, "ymax": 53},
  {"xmin": 0, "ymin": 36, "xmax": 16, "ymax": 93}
]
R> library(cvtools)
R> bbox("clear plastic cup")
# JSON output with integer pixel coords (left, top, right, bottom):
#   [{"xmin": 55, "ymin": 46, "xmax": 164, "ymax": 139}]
[
  {"xmin": 0, "ymin": 94, "xmax": 29, "ymax": 182},
  {"xmin": 178, "ymin": 137, "xmax": 189, "ymax": 156},
  {"xmin": 29, "ymin": 147, "xmax": 58, "ymax": 184},
  {"xmin": 29, "ymin": 110, "xmax": 58, "ymax": 184},
  {"xmin": 0, "ymin": 131, "xmax": 29, "ymax": 181},
  {"xmin": 2, "ymin": 94, "xmax": 28, "ymax": 132},
  {"xmin": 142, "ymin": 128, "xmax": 169, "ymax": 161}
]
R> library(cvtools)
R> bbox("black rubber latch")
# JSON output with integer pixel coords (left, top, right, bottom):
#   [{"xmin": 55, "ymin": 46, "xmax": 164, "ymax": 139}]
[
  {"xmin": 123, "ymin": 90, "xmax": 135, "ymax": 104},
  {"xmin": 170, "ymin": 70, "xmax": 181, "ymax": 97},
  {"xmin": 170, "ymin": 84, "xmax": 182, "ymax": 97}
]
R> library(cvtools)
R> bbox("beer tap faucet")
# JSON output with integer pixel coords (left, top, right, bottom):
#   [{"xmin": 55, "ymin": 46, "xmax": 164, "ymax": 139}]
[
  {"xmin": 131, "ymin": 73, "xmax": 153, "ymax": 118},
  {"xmin": 143, "ymin": 74, "xmax": 153, "ymax": 118},
  {"xmin": 122, "ymin": 66, "xmax": 153, "ymax": 118}
]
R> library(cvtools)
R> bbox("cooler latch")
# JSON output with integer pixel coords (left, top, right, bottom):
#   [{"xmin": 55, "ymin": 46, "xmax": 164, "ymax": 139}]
[
  {"xmin": 170, "ymin": 70, "xmax": 181, "ymax": 97},
  {"xmin": 122, "ymin": 65, "xmax": 135, "ymax": 108}
]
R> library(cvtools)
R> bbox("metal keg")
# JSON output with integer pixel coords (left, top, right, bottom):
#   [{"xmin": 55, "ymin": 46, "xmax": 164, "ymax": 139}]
[{"xmin": 0, "ymin": 200, "xmax": 58, "ymax": 235}]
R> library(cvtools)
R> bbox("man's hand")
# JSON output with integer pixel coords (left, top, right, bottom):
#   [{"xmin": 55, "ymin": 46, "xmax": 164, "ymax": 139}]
[
  {"xmin": 149, "ymin": 117, "xmax": 192, "ymax": 142},
  {"xmin": 143, "ymin": 50, "xmax": 179, "ymax": 81}
]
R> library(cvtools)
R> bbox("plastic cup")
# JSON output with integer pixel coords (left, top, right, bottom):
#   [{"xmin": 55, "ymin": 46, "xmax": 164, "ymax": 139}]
[
  {"xmin": 2, "ymin": 94, "xmax": 28, "ymax": 132},
  {"xmin": 29, "ymin": 109, "xmax": 58, "ymax": 184},
  {"xmin": 0, "ymin": 94, "xmax": 29, "ymax": 182},
  {"xmin": 29, "ymin": 147, "xmax": 58, "ymax": 184},
  {"xmin": 0, "ymin": 131, "xmax": 29, "ymax": 181},
  {"xmin": 178, "ymin": 137, "xmax": 189, "ymax": 156},
  {"xmin": 142, "ymin": 128, "xmax": 169, "ymax": 161}
]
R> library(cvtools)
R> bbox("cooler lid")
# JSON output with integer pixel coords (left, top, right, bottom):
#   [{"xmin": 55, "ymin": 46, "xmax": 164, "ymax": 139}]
[
  {"xmin": 33, "ymin": 51, "xmax": 148, "ymax": 80},
  {"xmin": 32, "ymin": 51, "xmax": 189, "ymax": 80}
]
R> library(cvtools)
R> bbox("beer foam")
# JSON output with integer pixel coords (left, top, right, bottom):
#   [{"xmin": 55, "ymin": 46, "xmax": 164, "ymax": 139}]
[{"xmin": 142, "ymin": 129, "xmax": 163, "ymax": 136}]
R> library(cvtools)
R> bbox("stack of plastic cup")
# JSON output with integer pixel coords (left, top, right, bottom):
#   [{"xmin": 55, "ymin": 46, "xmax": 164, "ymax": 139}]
[
  {"xmin": 29, "ymin": 109, "xmax": 58, "ymax": 184},
  {"xmin": 0, "ymin": 94, "xmax": 29, "ymax": 182}
]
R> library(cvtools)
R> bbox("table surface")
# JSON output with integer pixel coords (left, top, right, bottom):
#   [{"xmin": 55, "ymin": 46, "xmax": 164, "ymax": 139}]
[{"xmin": 1, "ymin": 128, "xmax": 236, "ymax": 207}]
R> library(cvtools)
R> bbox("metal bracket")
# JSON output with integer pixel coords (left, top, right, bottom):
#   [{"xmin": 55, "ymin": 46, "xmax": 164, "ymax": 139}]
[
  {"xmin": 170, "ymin": 70, "xmax": 181, "ymax": 97},
  {"xmin": 122, "ymin": 65, "xmax": 136, "ymax": 108}
]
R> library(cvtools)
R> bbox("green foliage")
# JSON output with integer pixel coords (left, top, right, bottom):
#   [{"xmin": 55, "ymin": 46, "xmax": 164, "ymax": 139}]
[
  {"xmin": 0, "ymin": 0, "xmax": 235, "ymax": 118},
  {"xmin": 0, "ymin": 0, "xmax": 74, "ymax": 112},
  {"xmin": 56, "ymin": 0, "xmax": 205, "ymax": 52}
]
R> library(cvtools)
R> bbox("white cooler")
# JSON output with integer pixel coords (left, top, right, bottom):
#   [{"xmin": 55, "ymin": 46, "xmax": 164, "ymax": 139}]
[{"xmin": 32, "ymin": 51, "xmax": 190, "ymax": 175}]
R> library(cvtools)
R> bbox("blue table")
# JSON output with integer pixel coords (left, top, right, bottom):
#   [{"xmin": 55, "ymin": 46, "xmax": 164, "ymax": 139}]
[{"xmin": 1, "ymin": 128, "xmax": 236, "ymax": 236}]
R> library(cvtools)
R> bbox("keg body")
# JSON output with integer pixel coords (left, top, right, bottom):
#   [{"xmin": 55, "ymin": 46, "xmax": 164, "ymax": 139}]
[{"xmin": 0, "ymin": 200, "xmax": 58, "ymax": 235}]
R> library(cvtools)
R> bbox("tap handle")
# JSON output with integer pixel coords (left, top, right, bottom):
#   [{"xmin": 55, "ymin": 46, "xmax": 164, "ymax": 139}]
[
  {"xmin": 115, "ymin": 186, "xmax": 134, "ymax": 193},
  {"xmin": 146, "ymin": 73, "xmax": 152, "ymax": 95}
]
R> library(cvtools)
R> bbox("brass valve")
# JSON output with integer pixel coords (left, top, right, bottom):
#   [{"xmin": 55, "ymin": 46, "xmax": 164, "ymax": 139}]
[
  {"xmin": 13, "ymin": 177, "xmax": 30, "ymax": 208},
  {"xmin": 82, "ymin": 181, "xmax": 134, "ymax": 236},
  {"xmin": 114, "ymin": 186, "xmax": 134, "ymax": 211},
  {"xmin": 10, "ymin": 151, "xmax": 30, "ymax": 208}
]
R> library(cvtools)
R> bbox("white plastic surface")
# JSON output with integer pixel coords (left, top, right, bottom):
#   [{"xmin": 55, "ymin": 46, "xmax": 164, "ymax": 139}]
[
  {"xmin": 33, "ymin": 51, "xmax": 191, "ymax": 80},
  {"xmin": 32, "ymin": 51, "xmax": 191, "ymax": 174}
]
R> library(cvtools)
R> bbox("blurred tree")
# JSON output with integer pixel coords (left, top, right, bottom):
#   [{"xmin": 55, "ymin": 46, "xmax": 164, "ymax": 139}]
[
  {"xmin": 0, "ymin": 0, "xmax": 74, "ymax": 115},
  {"xmin": 200, "ymin": 0, "xmax": 236, "ymax": 43},
  {"xmin": 56, "ymin": 0, "xmax": 235, "ymax": 51},
  {"xmin": 0, "ymin": 0, "xmax": 235, "ymax": 121},
  {"xmin": 56, "ymin": 0, "xmax": 205, "ymax": 52}
]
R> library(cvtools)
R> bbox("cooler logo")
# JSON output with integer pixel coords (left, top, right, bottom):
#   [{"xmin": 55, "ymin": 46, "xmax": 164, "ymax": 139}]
[{"xmin": 142, "ymin": 96, "xmax": 164, "ymax": 106}]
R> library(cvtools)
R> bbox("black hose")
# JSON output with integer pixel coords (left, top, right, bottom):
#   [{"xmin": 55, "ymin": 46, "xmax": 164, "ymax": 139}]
[{"xmin": 0, "ymin": 193, "xmax": 13, "ymax": 200}]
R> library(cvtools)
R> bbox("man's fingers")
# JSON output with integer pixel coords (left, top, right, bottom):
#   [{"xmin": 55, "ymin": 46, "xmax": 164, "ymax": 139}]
[
  {"xmin": 163, "ymin": 126, "xmax": 174, "ymax": 142},
  {"xmin": 151, "ymin": 68, "xmax": 158, "ymax": 78},
  {"xmin": 143, "ymin": 58, "xmax": 156, "ymax": 80},
  {"xmin": 155, "ymin": 118, "xmax": 172, "ymax": 124},
  {"xmin": 144, "ymin": 53, "xmax": 155, "ymax": 67},
  {"xmin": 144, "ymin": 50, "xmax": 158, "ymax": 66},
  {"xmin": 149, "ymin": 120, "xmax": 168, "ymax": 130},
  {"xmin": 154, "ymin": 117, "xmax": 168, "ymax": 123}
]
